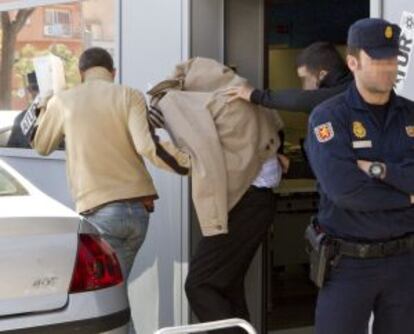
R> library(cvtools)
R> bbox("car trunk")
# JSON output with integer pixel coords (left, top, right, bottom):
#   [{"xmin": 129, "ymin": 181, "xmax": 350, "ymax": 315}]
[{"xmin": 0, "ymin": 215, "xmax": 79, "ymax": 317}]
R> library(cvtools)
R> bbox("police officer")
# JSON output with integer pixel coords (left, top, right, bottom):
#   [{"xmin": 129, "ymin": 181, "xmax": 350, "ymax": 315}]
[
  {"xmin": 306, "ymin": 18, "xmax": 414, "ymax": 334},
  {"xmin": 225, "ymin": 41, "xmax": 352, "ymax": 112}
]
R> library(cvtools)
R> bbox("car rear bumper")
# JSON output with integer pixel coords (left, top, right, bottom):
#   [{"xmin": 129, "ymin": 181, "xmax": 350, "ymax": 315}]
[
  {"xmin": 0, "ymin": 284, "xmax": 129, "ymax": 334},
  {"xmin": 0, "ymin": 309, "xmax": 130, "ymax": 334}
]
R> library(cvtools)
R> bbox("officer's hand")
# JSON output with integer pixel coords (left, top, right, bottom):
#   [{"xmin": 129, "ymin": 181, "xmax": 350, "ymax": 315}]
[
  {"xmin": 357, "ymin": 160, "xmax": 386, "ymax": 179},
  {"xmin": 278, "ymin": 154, "xmax": 290, "ymax": 174},
  {"xmin": 357, "ymin": 160, "xmax": 371, "ymax": 176},
  {"xmin": 223, "ymin": 85, "xmax": 254, "ymax": 104}
]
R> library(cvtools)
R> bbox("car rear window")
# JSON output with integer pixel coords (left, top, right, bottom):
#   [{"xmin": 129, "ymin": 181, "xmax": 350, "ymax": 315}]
[{"xmin": 0, "ymin": 167, "xmax": 28, "ymax": 196}]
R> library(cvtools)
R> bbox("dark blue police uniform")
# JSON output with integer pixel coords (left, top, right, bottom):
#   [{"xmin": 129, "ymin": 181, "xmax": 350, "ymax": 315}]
[{"xmin": 306, "ymin": 18, "xmax": 414, "ymax": 334}]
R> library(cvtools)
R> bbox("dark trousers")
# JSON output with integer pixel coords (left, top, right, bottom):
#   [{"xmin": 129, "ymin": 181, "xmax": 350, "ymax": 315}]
[
  {"xmin": 185, "ymin": 186, "xmax": 275, "ymax": 333},
  {"xmin": 315, "ymin": 252, "xmax": 414, "ymax": 334}
]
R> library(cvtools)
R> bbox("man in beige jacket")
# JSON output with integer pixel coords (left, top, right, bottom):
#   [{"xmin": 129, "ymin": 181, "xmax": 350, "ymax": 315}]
[
  {"xmin": 30, "ymin": 47, "xmax": 190, "ymax": 290},
  {"xmin": 148, "ymin": 58, "xmax": 287, "ymax": 333}
]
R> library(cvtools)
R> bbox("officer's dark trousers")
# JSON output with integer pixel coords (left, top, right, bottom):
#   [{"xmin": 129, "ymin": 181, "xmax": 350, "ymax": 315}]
[
  {"xmin": 315, "ymin": 252, "xmax": 414, "ymax": 334},
  {"xmin": 185, "ymin": 187, "xmax": 275, "ymax": 333}
]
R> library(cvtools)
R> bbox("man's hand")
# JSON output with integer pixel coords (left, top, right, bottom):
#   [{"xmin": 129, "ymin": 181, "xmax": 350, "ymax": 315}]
[
  {"xmin": 278, "ymin": 154, "xmax": 290, "ymax": 174},
  {"xmin": 357, "ymin": 160, "xmax": 386, "ymax": 179},
  {"xmin": 357, "ymin": 160, "xmax": 371, "ymax": 176},
  {"xmin": 223, "ymin": 85, "xmax": 255, "ymax": 104}
]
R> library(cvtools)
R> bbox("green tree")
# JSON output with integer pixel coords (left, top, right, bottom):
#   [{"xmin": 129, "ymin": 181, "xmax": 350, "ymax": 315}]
[
  {"xmin": 0, "ymin": 9, "xmax": 35, "ymax": 109},
  {"xmin": 12, "ymin": 43, "xmax": 81, "ymax": 102}
]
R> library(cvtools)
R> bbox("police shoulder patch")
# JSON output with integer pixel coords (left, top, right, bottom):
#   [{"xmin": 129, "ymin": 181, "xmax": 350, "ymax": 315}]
[{"xmin": 314, "ymin": 122, "xmax": 334, "ymax": 143}]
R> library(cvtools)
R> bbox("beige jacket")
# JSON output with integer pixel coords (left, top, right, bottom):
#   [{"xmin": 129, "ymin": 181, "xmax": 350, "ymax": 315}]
[
  {"xmin": 33, "ymin": 67, "xmax": 190, "ymax": 213},
  {"xmin": 149, "ymin": 58, "xmax": 283, "ymax": 236}
]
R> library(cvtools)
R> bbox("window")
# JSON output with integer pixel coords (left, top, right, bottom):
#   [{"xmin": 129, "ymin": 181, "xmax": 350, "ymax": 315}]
[
  {"xmin": 0, "ymin": 167, "xmax": 28, "ymax": 196},
  {"xmin": 44, "ymin": 8, "xmax": 72, "ymax": 37},
  {"xmin": 0, "ymin": 0, "xmax": 116, "ymax": 149}
]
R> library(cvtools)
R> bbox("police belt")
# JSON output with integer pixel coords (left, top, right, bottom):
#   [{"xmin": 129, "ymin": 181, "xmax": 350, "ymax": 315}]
[{"xmin": 332, "ymin": 234, "xmax": 414, "ymax": 259}]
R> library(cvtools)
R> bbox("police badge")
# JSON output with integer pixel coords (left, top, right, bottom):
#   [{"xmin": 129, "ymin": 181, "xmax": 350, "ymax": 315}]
[
  {"xmin": 385, "ymin": 25, "xmax": 393, "ymax": 39},
  {"xmin": 353, "ymin": 121, "xmax": 367, "ymax": 139}
]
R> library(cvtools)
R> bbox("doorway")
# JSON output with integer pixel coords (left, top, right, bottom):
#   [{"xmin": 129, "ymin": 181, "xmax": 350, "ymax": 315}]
[{"xmin": 262, "ymin": 1, "xmax": 369, "ymax": 333}]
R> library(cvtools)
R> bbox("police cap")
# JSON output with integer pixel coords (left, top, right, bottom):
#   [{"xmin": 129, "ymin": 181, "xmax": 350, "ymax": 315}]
[{"xmin": 347, "ymin": 18, "xmax": 401, "ymax": 59}]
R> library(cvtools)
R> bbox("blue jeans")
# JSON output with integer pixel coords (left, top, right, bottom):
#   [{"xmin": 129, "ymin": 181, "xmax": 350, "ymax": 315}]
[{"xmin": 83, "ymin": 201, "xmax": 150, "ymax": 278}]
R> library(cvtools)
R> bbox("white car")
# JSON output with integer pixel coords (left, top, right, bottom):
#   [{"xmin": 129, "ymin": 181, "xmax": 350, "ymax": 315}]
[{"xmin": 0, "ymin": 160, "xmax": 129, "ymax": 333}]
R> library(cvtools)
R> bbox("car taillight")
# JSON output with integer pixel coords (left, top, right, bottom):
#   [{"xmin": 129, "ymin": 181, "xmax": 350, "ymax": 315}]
[{"xmin": 69, "ymin": 234, "xmax": 123, "ymax": 293}]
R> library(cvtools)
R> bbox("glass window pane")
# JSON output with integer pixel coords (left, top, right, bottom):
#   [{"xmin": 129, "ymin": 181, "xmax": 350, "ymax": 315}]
[
  {"xmin": 0, "ymin": 167, "xmax": 28, "ymax": 196},
  {"xmin": 0, "ymin": 0, "xmax": 116, "ymax": 149}
]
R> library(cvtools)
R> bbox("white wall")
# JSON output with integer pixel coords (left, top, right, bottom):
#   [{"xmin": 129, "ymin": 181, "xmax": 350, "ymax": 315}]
[
  {"xmin": 224, "ymin": 2, "xmax": 266, "ymax": 332},
  {"xmin": 225, "ymin": 0, "xmax": 265, "ymax": 88},
  {"xmin": 121, "ymin": 1, "xmax": 191, "ymax": 333},
  {"xmin": 191, "ymin": 0, "xmax": 224, "ymax": 61}
]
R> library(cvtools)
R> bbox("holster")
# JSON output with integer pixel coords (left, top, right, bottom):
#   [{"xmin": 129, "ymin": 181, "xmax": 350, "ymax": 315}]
[{"xmin": 305, "ymin": 221, "xmax": 337, "ymax": 288}]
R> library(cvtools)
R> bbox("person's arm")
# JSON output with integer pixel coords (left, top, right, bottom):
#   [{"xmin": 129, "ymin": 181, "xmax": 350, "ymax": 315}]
[
  {"xmin": 306, "ymin": 109, "xmax": 412, "ymax": 211},
  {"xmin": 250, "ymin": 83, "xmax": 348, "ymax": 112},
  {"xmin": 384, "ymin": 162, "xmax": 414, "ymax": 194},
  {"xmin": 357, "ymin": 159, "xmax": 414, "ymax": 195},
  {"xmin": 127, "ymin": 89, "xmax": 191, "ymax": 175},
  {"xmin": 32, "ymin": 96, "xmax": 64, "ymax": 156}
]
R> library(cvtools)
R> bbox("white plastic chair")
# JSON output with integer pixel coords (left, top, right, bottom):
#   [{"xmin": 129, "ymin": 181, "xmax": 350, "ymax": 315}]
[{"xmin": 154, "ymin": 318, "xmax": 257, "ymax": 334}]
